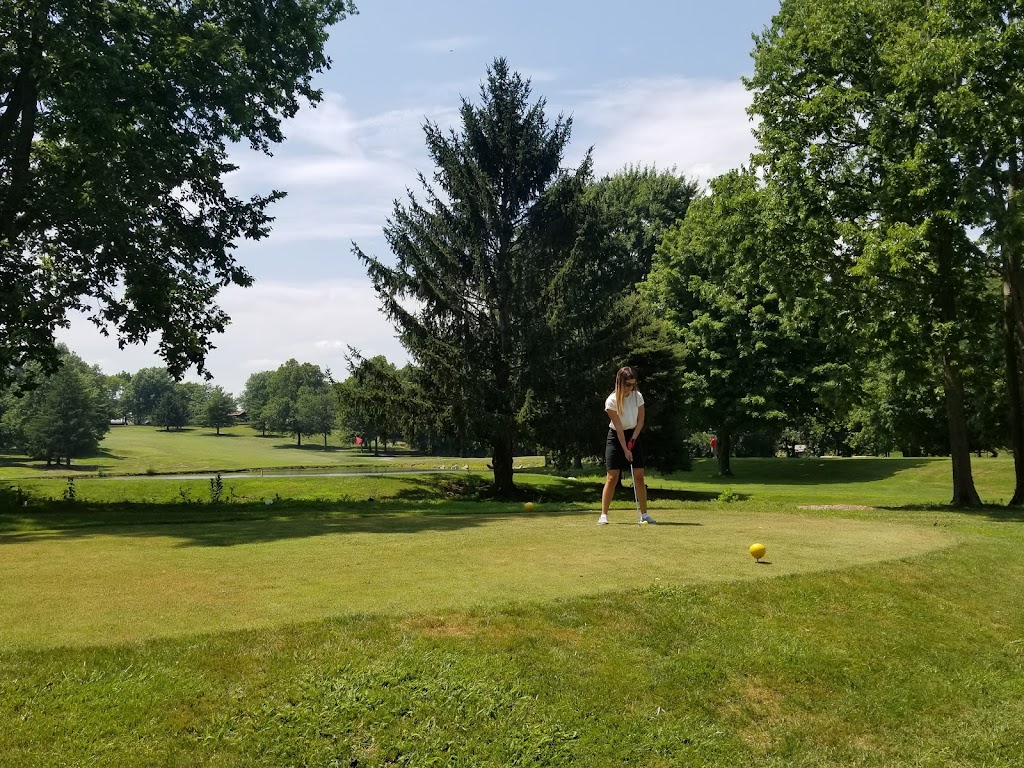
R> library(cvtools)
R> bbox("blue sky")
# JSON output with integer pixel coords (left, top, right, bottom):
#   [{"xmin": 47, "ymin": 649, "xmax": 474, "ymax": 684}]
[{"xmin": 60, "ymin": 0, "xmax": 780, "ymax": 395}]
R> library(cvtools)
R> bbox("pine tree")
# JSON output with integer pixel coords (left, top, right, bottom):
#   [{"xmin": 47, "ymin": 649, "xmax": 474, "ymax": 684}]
[{"xmin": 355, "ymin": 59, "xmax": 591, "ymax": 494}]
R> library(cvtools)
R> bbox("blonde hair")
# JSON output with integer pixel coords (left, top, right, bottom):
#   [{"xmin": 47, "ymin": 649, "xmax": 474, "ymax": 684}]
[{"xmin": 614, "ymin": 367, "xmax": 638, "ymax": 416}]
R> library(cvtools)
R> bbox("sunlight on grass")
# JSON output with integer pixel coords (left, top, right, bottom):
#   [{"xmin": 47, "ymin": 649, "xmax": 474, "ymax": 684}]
[
  {"xmin": 0, "ymin": 509, "xmax": 953, "ymax": 649},
  {"xmin": 0, "ymin": 424, "xmax": 544, "ymax": 479},
  {"xmin": 1, "ymin": 457, "xmax": 1022, "ymax": 766}
]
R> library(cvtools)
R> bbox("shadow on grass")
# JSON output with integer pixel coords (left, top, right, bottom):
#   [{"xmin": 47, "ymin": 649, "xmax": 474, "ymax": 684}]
[
  {"xmin": 386, "ymin": 474, "xmax": 722, "ymax": 505},
  {"xmin": 665, "ymin": 457, "xmax": 938, "ymax": 486},
  {"xmin": 0, "ymin": 474, "xmax": 717, "ymax": 547},
  {"xmin": 0, "ymin": 501, "xmax": 638, "ymax": 547},
  {"xmin": 0, "ymin": 447, "xmax": 125, "ymax": 473},
  {"xmin": 269, "ymin": 442, "xmax": 351, "ymax": 453},
  {"xmin": 539, "ymin": 457, "xmax": 938, "ymax": 486},
  {"xmin": 878, "ymin": 503, "xmax": 1024, "ymax": 523}
]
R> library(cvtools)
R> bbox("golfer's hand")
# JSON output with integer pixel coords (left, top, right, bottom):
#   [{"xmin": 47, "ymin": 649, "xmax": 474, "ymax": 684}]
[{"xmin": 624, "ymin": 449, "xmax": 633, "ymax": 463}]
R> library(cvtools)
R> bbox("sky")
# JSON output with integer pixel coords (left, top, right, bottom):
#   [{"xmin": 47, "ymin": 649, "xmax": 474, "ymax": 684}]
[{"xmin": 58, "ymin": 0, "xmax": 780, "ymax": 395}]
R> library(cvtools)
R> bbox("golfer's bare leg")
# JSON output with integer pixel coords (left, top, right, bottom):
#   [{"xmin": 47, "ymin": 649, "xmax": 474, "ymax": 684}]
[
  {"xmin": 634, "ymin": 468, "xmax": 648, "ymax": 516},
  {"xmin": 602, "ymin": 470, "xmax": 620, "ymax": 516}
]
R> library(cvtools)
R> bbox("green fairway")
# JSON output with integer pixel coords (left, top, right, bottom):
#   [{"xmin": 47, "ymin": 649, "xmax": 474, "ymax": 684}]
[
  {"xmin": 0, "ymin": 424, "xmax": 541, "ymax": 480},
  {"xmin": 6, "ymin": 453, "xmax": 1017, "ymax": 508},
  {"xmin": 0, "ymin": 507, "xmax": 953, "ymax": 648},
  {"xmin": 2, "ymin": 459, "xmax": 1023, "ymax": 766}
]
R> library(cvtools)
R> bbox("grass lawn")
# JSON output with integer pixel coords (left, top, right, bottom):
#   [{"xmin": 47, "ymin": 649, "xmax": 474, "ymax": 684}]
[
  {"xmin": 1, "ymin": 458, "xmax": 1023, "ymax": 765},
  {"xmin": 0, "ymin": 424, "xmax": 543, "ymax": 480}
]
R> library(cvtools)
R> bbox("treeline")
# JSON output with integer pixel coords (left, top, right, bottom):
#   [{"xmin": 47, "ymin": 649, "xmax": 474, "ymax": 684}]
[
  {"xmin": 0, "ymin": 350, "xmax": 241, "ymax": 465},
  {"xmin": 340, "ymin": 53, "xmax": 1016, "ymax": 504},
  {"xmin": 8, "ymin": 5, "xmax": 1024, "ymax": 508}
]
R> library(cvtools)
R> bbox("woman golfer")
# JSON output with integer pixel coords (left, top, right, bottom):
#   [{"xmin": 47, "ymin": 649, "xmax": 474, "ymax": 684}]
[{"xmin": 598, "ymin": 366, "xmax": 655, "ymax": 525}]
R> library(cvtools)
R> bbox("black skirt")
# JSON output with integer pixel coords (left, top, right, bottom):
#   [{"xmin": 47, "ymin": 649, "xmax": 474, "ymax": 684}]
[{"xmin": 605, "ymin": 428, "xmax": 645, "ymax": 471}]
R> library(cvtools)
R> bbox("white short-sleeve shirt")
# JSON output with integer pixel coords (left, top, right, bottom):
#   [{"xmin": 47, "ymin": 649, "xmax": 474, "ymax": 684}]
[{"xmin": 605, "ymin": 390, "xmax": 644, "ymax": 430}]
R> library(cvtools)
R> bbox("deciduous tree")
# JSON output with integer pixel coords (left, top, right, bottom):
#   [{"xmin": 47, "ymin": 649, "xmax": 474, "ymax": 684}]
[
  {"xmin": 0, "ymin": 0, "xmax": 357, "ymax": 386},
  {"xmin": 204, "ymin": 386, "xmax": 235, "ymax": 435},
  {"xmin": 646, "ymin": 169, "xmax": 828, "ymax": 475},
  {"xmin": 748, "ymin": 0, "xmax": 996, "ymax": 505},
  {"xmin": 295, "ymin": 387, "xmax": 336, "ymax": 448}
]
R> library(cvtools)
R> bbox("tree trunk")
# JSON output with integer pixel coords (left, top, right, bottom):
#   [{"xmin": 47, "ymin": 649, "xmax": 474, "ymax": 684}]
[
  {"xmin": 943, "ymin": 354, "xmax": 982, "ymax": 506},
  {"xmin": 0, "ymin": 62, "xmax": 38, "ymax": 241},
  {"xmin": 491, "ymin": 427, "xmax": 515, "ymax": 496},
  {"xmin": 716, "ymin": 429, "xmax": 733, "ymax": 476},
  {"xmin": 1002, "ymin": 161, "xmax": 1024, "ymax": 504},
  {"xmin": 297, "ymin": 431, "xmax": 302, "ymax": 447},
  {"xmin": 1003, "ymin": 276, "xmax": 1024, "ymax": 503},
  {"xmin": 935, "ymin": 224, "xmax": 981, "ymax": 507},
  {"xmin": 324, "ymin": 433, "xmax": 328, "ymax": 448}
]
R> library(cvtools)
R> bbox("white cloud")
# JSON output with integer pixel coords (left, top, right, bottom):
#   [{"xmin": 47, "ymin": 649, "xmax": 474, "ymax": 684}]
[
  {"xmin": 569, "ymin": 77, "xmax": 758, "ymax": 183},
  {"xmin": 57, "ymin": 279, "xmax": 408, "ymax": 395},
  {"xmin": 56, "ymin": 77, "xmax": 754, "ymax": 392},
  {"xmin": 221, "ymin": 95, "xmax": 462, "ymax": 256},
  {"xmin": 221, "ymin": 78, "xmax": 754, "ymax": 260}
]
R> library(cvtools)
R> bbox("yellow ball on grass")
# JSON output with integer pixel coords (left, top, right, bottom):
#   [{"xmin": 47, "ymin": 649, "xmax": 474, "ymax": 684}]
[
  {"xmin": 524, "ymin": 502, "xmax": 535, "ymax": 512},
  {"xmin": 749, "ymin": 543, "xmax": 767, "ymax": 561}
]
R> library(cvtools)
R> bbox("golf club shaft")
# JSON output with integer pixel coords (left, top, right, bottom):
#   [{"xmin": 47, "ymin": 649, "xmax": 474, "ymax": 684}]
[{"xmin": 630, "ymin": 462, "xmax": 640, "ymax": 516}]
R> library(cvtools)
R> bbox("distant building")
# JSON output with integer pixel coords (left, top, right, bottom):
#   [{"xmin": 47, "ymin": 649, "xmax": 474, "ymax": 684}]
[{"xmin": 229, "ymin": 410, "xmax": 248, "ymax": 422}]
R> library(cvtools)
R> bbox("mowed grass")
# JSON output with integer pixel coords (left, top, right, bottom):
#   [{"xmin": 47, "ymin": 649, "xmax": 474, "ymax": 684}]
[
  {"xmin": 1, "ymin": 458, "xmax": 1023, "ymax": 765},
  {"xmin": 0, "ymin": 424, "xmax": 541, "ymax": 479},
  {"xmin": 6, "ymin": 453, "xmax": 1017, "ymax": 507},
  {"xmin": 0, "ymin": 507, "xmax": 954, "ymax": 648}
]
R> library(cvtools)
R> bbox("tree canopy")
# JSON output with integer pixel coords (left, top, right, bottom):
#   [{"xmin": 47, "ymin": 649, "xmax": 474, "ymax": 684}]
[
  {"xmin": 747, "ymin": 0, "xmax": 1003, "ymax": 505},
  {"xmin": 646, "ymin": 169, "xmax": 828, "ymax": 475},
  {"xmin": 0, "ymin": 0, "xmax": 357, "ymax": 387},
  {"xmin": 1, "ymin": 348, "xmax": 110, "ymax": 465}
]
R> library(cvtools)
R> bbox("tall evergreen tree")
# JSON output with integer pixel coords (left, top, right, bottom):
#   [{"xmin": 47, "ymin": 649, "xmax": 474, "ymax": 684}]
[
  {"xmin": 5, "ymin": 350, "xmax": 110, "ymax": 466},
  {"xmin": 355, "ymin": 59, "xmax": 591, "ymax": 494}
]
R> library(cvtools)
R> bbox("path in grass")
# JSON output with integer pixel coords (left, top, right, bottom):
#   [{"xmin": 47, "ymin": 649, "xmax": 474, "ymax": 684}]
[{"xmin": 0, "ymin": 507, "xmax": 954, "ymax": 649}]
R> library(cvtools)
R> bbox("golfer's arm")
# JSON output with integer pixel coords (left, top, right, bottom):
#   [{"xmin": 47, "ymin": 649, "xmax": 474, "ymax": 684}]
[
  {"xmin": 608, "ymin": 410, "xmax": 628, "ymax": 450},
  {"xmin": 633, "ymin": 406, "xmax": 645, "ymax": 439}
]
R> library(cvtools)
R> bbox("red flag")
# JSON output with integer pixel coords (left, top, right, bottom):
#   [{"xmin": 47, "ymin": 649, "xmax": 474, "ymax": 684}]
[{"xmin": 355, "ymin": 436, "xmax": 363, "ymax": 446}]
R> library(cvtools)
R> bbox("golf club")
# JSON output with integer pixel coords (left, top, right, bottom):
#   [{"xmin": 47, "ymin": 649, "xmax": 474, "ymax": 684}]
[{"xmin": 628, "ymin": 438, "xmax": 641, "ymax": 518}]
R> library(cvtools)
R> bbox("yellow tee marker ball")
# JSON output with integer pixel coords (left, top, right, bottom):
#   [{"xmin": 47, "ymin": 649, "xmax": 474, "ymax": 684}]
[
  {"xmin": 749, "ymin": 543, "xmax": 767, "ymax": 561},
  {"xmin": 524, "ymin": 502, "xmax": 535, "ymax": 512}
]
